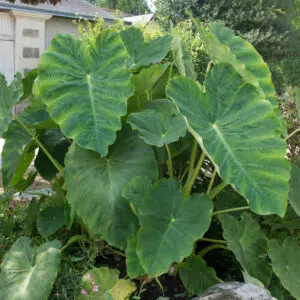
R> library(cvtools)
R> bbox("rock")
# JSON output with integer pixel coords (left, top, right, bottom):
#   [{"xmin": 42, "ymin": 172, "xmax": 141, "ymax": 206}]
[{"xmin": 193, "ymin": 282, "xmax": 276, "ymax": 300}]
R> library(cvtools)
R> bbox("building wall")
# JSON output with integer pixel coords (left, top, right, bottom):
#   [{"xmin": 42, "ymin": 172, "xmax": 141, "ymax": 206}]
[
  {"xmin": 0, "ymin": 12, "xmax": 14, "ymax": 83},
  {"xmin": 45, "ymin": 16, "xmax": 79, "ymax": 48}
]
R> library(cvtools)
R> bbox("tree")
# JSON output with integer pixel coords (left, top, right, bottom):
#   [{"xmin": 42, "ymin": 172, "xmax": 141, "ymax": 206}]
[
  {"xmin": 91, "ymin": 0, "xmax": 149, "ymax": 15},
  {"xmin": 155, "ymin": 0, "xmax": 298, "ymax": 64},
  {"xmin": 7, "ymin": 0, "xmax": 61, "ymax": 4}
]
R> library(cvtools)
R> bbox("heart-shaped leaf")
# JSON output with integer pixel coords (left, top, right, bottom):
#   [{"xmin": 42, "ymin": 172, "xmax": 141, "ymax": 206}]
[
  {"xmin": 0, "ymin": 237, "xmax": 61, "ymax": 300},
  {"xmin": 128, "ymin": 99, "xmax": 187, "ymax": 147},
  {"xmin": 215, "ymin": 191, "xmax": 248, "ymax": 217},
  {"xmin": 37, "ymin": 206, "xmax": 65, "ymax": 237},
  {"xmin": 171, "ymin": 29, "xmax": 196, "ymax": 78},
  {"xmin": 21, "ymin": 69, "xmax": 38, "ymax": 101},
  {"xmin": 0, "ymin": 73, "xmax": 22, "ymax": 137},
  {"xmin": 64, "ymin": 127, "xmax": 158, "ymax": 249},
  {"xmin": 194, "ymin": 21, "xmax": 285, "ymax": 132},
  {"xmin": 220, "ymin": 213, "xmax": 272, "ymax": 286},
  {"xmin": 196, "ymin": 22, "xmax": 276, "ymax": 108},
  {"xmin": 79, "ymin": 267, "xmax": 136, "ymax": 300},
  {"xmin": 137, "ymin": 178, "xmax": 213, "ymax": 277},
  {"xmin": 121, "ymin": 27, "xmax": 172, "ymax": 69},
  {"xmin": 122, "ymin": 176, "xmax": 152, "ymax": 215},
  {"xmin": 179, "ymin": 255, "xmax": 221, "ymax": 294},
  {"xmin": 34, "ymin": 129, "xmax": 69, "ymax": 180},
  {"xmin": 126, "ymin": 233, "xmax": 145, "ymax": 279},
  {"xmin": 128, "ymin": 64, "xmax": 170, "ymax": 113},
  {"xmin": 269, "ymin": 237, "xmax": 300, "ymax": 299},
  {"xmin": 39, "ymin": 30, "xmax": 133, "ymax": 156},
  {"xmin": 2, "ymin": 121, "xmax": 36, "ymax": 190},
  {"xmin": 167, "ymin": 63, "xmax": 289, "ymax": 216}
]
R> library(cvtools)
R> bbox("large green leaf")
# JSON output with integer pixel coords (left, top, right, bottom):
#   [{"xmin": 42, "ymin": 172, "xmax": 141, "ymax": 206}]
[
  {"xmin": 269, "ymin": 237, "xmax": 300, "ymax": 299},
  {"xmin": 179, "ymin": 255, "xmax": 221, "ymax": 294},
  {"xmin": 64, "ymin": 127, "xmax": 158, "ymax": 249},
  {"xmin": 171, "ymin": 29, "xmax": 196, "ymax": 78},
  {"xmin": 127, "ymin": 64, "xmax": 170, "ymax": 113},
  {"xmin": 21, "ymin": 69, "xmax": 38, "ymax": 101},
  {"xmin": 122, "ymin": 175, "xmax": 152, "ymax": 215},
  {"xmin": 132, "ymin": 64, "xmax": 170, "ymax": 95},
  {"xmin": 137, "ymin": 178, "xmax": 213, "ymax": 277},
  {"xmin": 0, "ymin": 73, "xmax": 22, "ymax": 137},
  {"xmin": 220, "ymin": 213, "xmax": 272, "ymax": 286},
  {"xmin": 128, "ymin": 99, "xmax": 187, "ymax": 147},
  {"xmin": 20, "ymin": 108, "xmax": 56, "ymax": 130},
  {"xmin": 109, "ymin": 279, "xmax": 136, "ymax": 300},
  {"xmin": 195, "ymin": 21, "xmax": 285, "ymax": 131},
  {"xmin": 2, "ymin": 121, "xmax": 36, "ymax": 190},
  {"xmin": 126, "ymin": 234, "xmax": 145, "ymax": 279},
  {"xmin": 79, "ymin": 267, "xmax": 136, "ymax": 300},
  {"xmin": 121, "ymin": 27, "xmax": 172, "ymax": 69},
  {"xmin": 289, "ymin": 163, "xmax": 300, "ymax": 216},
  {"xmin": 39, "ymin": 30, "xmax": 133, "ymax": 156},
  {"xmin": 215, "ymin": 190, "xmax": 248, "ymax": 217},
  {"xmin": 0, "ymin": 237, "xmax": 61, "ymax": 300},
  {"xmin": 196, "ymin": 22, "xmax": 276, "ymax": 107},
  {"xmin": 82, "ymin": 267, "xmax": 119, "ymax": 295},
  {"xmin": 37, "ymin": 206, "xmax": 65, "ymax": 237},
  {"xmin": 34, "ymin": 129, "xmax": 69, "ymax": 180},
  {"xmin": 167, "ymin": 63, "xmax": 289, "ymax": 216}
]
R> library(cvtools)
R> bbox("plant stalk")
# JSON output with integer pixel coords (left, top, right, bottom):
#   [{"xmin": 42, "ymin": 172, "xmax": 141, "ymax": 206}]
[
  {"xmin": 206, "ymin": 60, "xmax": 214, "ymax": 73},
  {"xmin": 285, "ymin": 128, "xmax": 300, "ymax": 141},
  {"xmin": 180, "ymin": 165, "xmax": 189, "ymax": 183},
  {"xmin": 209, "ymin": 182, "xmax": 228, "ymax": 199},
  {"xmin": 184, "ymin": 151, "xmax": 205, "ymax": 197},
  {"xmin": 199, "ymin": 237, "xmax": 227, "ymax": 244},
  {"xmin": 212, "ymin": 206, "xmax": 250, "ymax": 216},
  {"xmin": 187, "ymin": 139, "xmax": 198, "ymax": 180},
  {"xmin": 155, "ymin": 277, "xmax": 164, "ymax": 293},
  {"xmin": 168, "ymin": 62, "xmax": 174, "ymax": 81},
  {"xmin": 165, "ymin": 144, "xmax": 173, "ymax": 178},
  {"xmin": 199, "ymin": 244, "xmax": 228, "ymax": 257},
  {"xmin": 206, "ymin": 168, "xmax": 217, "ymax": 195},
  {"xmin": 15, "ymin": 116, "xmax": 64, "ymax": 175}
]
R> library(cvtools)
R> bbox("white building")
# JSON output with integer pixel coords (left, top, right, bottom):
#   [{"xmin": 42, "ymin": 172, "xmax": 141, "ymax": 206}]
[{"xmin": 0, "ymin": 0, "xmax": 121, "ymax": 83}]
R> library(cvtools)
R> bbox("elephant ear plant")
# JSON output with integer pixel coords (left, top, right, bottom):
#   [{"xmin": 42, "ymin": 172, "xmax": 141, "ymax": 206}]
[{"xmin": 0, "ymin": 18, "xmax": 298, "ymax": 299}]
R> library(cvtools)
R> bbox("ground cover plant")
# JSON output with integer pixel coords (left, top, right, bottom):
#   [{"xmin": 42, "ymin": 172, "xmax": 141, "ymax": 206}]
[{"xmin": 1, "ymin": 16, "xmax": 300, "ymax": 300}]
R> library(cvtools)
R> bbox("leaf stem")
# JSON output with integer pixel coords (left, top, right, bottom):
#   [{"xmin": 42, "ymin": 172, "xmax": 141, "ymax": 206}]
[
  {"xmin": 206, "ymin": 60, "xmax": 214, "ymax": 73},
  {"xmin": 199, "ymin": 237, "xmax": 227, "ymax": 244},
  {"xmin": 199, "ymin": 244, "xmax": 228, "ymax": 257},
  {"xmin": 209, "ymin": 182, "xmax": 228, "ymax": 199},
  {"xmin": 153, "ymin": 147, "xmax": 164, "ymax": 178},
  {"xmin": 183, "ymin": 151, "xmax": 205, "ymax": 197},
  {"xmin": 212, "ymin": 206, "xmax": 250, "ymax": 216},
  {"xmin": 180, "ymin": 165, "xmax": 189, "ymax": 183},
  {"xmin": 15, "ymin": 116, "xmax": 64, "ymax": 175},
  {"xmin": 206, "ymin": 168, "xmax": 217, "ymax": 195},
  {"xmin": 106, "ymin": 245, "xmax": 126, "ymax": 257},
  {"xmin": 285, "ymin": 128, "xmax": 300, "ymax": 141},
  {"xmin": 187, "ymin": 139, "xmax": 198, "ymax": 180},
  {"xmin": 168, "ymin": 63, "xmax": 174, "ymax": 82},
  {"xmin": 165, "ymin": 144, "xmax": 173, "ymax": 178},
  {"xmin": 155, "ymin": 277, "xmax": 164, "ymax": 293}
]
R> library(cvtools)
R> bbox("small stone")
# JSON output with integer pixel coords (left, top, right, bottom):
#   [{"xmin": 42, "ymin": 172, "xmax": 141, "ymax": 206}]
[{"xmin": 192, "ymin": 282, "xmax": 276, "ymax": 300}]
